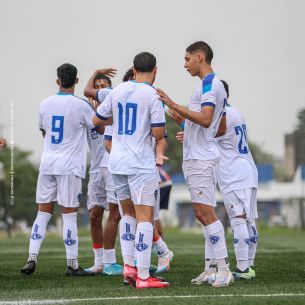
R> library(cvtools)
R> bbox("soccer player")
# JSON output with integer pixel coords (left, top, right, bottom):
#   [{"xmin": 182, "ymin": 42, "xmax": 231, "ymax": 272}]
[
  {"xmin": 216, "ymin": 80, "xmax": 258, "ymax": 279},
  {"xmin": 21, "ymin": 63, "xmax": 96, "ymax": 276},
  {"xmin": 157, "ymin": 41, "xmax": 233, "ymax": 287},
  {"xmin": 83, "ymin": 68, "xmax": 124, "ymax": 275},
  {"xmin": 0, "ymin": 138, "xmax": 7, "ymax": 150},
  {"xmin": 93, "ymin": 52, "xmax": 170, "ymax": 289}
]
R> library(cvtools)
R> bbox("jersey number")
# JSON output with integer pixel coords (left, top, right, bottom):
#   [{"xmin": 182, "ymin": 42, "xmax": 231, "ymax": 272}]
[
  {"xmin": 234, "ymin": 124, "xmax": 249, "ymax": 154},
  {"xmin": 51, "ymin": 116, "xmax": 64, "ymax": 144},
  {"xmin": 118, "ymin": 102, "xmax": 137, "ymax": 135}
]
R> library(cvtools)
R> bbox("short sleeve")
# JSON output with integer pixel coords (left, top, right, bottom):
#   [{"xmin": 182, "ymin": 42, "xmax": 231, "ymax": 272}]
[
  {"xmin": 96, "ymin": 94, "xmax": 113, "ymax": 120},
  {"xmin": 150, "ymin": 96, "xmax": 166, "ymax": 128},
  {"xmin": 201, "ymin": 74, "xmax": 217, "ymax": 108},
  {"xmin": 96, "ymin": 88, "xmax": 112, "ymax": 103},
  {"xmin": 104, "ymin": 125, "xmax": 113, "ymax": 141}
]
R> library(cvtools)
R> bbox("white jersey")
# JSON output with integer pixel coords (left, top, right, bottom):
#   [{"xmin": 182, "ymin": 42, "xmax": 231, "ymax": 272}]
[
  {"xmin": 96, "ymin": 80, "xmax": 166, "ymax": 175},
  {"xmin": 96, "ymin": 87, "xmax": 112, "ymax": 103},
  {"xmin": 183, "ymin": 73, "xmax": 226, "ymax": 161},
  {"xmin": 38, "ymin": 93, "xmax": 94, "ymax": 178},
  {"xmin": 101, "ymin": 125, "xmax": 113, "ymax": 167},
  {"xmin": 216, "ymin": 106, "xmax": 258, "ymax": 194}
]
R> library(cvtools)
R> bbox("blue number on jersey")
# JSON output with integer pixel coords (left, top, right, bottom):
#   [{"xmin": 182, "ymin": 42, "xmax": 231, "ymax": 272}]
[
  {"xmin": 51, "ymin": 116, "xmax": 64, "ymax": 144},
  {"xmin": 234, "ymin": 124, "xmax": 249, "ymax": 154},
  {"xmin": 118, "ymin": 102, "xmax": 137, "ymax": 135}
]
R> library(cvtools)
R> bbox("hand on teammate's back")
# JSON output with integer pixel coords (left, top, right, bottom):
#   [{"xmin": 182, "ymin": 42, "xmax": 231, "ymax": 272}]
[
  {"xmin": 156, "ymin": 88, "xmax": 174, "ymax": 108},
  {"xmin": 168, "ymin": 109, "xmax": 184, "ymax": 125}
]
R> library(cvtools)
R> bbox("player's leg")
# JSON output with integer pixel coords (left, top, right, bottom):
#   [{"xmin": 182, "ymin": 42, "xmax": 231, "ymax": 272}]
[
  {"xmin": 103, "ymin": 202, "xmax": 123, "ymax": 275},
  {"xmin": 58, "ymin": 175, "xmax": 92, "ymax": 276},
  {"xmin": 131, "ymin": 173, "xmax": 169, "ymax": 289},
  {"xmin": 21, "ymin": 174, "xmax": 55, "ymax": 275},
  {"xmin": 85, "ymin": 172, "xmax": 107, "ymax": 274}
]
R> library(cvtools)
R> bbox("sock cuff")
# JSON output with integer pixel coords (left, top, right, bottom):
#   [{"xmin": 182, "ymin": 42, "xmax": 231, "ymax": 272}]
[
  {"xmin": 37, "ymin": 211, "xmax": 52, "ymax": 220},
  {"xmin": 93, "ymin": 243, "xmax": 103, "ymax": 249},
  {"xmin": 230, "ymin": 217, "xmax": 247, "ymax": 227},
  {"xmin": 62, "ymin": 212, "xmax": 77, "ymax": 221},
  {"xmin": 153, "ymin": 236, "xmax": 161, "ymax": 243},
  {"xmin": 137, "ymin": 222, "xmax": 153, "ymax": 232},
  {"xmin": 205, "ymin": 219, "xmax": 224, "ymax": 235},
  {"xmin": 103, "ymin": 248, "xmax": 115, "ymax": 254}
]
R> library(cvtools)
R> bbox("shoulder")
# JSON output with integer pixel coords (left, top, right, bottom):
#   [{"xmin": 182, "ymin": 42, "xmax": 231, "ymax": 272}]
[
  {"xmin": 202, "ymin": 74, "xmax": 222, "ymax": 94},
  {"xmin": 73, "ymin": 95, "xmax": 94, "ymax": 111}
]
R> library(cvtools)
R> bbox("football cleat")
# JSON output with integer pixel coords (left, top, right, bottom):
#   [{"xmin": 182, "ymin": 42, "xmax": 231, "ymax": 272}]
[
  {"xmin": 156, "ymin": 250, "xmax": 174, "ymax": 273},
  {"xmin": 191, "ymin": 270, "xmax": 216, "ymax": 285},
  {"xmin": 21, "ymin": 260, "xmax": 36, "ymax": 276},
  {"xmin": 249, "ymin": 266, "xmax": 256, "ymax": 278},
  {"xmin": 136, "ymin": 275, "xmax": 170, "ymax": 289},
  {"xmin": 66, "ymin": 266, "xmax": 95, "ymax": 277},
  {"xmin": 84, "ymin": 265, "xmax": 103, "ymax": 274},
  {"xmin": 232, "ymin": 267, "xmax": 255, "ymax": 280},
  {"xmin": 212, "ymin": 270, "xmax": 234, "ymax": 287},
  {"xmin": 123, "ymin": 264, "xmax": 137, "ymax": 287},
  {"xmin": 103, "ymin": 263, "xmax": 123, "ymax": 275}
]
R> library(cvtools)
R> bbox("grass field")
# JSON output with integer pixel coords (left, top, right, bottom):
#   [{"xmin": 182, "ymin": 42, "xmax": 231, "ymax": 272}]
[{"xmin": 0, "ymin": 227, "xmax": 305, "ymax": 305}]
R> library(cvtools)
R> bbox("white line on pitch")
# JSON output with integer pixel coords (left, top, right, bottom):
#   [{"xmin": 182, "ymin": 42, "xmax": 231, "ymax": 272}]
[{"xmin": 1, "ymin": 293, "xmax": 305, "ymax": 305}]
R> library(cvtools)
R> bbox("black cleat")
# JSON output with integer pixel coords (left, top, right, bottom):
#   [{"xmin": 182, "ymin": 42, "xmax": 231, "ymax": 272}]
[
  {"xmin": 65, "ymin": 266, "xmax": 94, "ymax": 277},
  {"xmin": 21, "ymin": 260, "xmax": 36, "ymax": 276}
]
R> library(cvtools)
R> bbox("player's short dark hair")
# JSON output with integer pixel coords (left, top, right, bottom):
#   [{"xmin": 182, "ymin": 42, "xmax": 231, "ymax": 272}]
[
  {"xmin": 186, "ymin": 41, "xmax": 213, "ymax": 64},
  {"xmin": 133, "ymin": 52, "xmax": 156, "ymax": 73},
  {"xmin": 95, "ymin": 74, "xmax": 112, "ymax": 86},
  {"xmin": 123, "ymin": 68, "xmax": 134, "ymax": 82},
  {"xmin": 221, "ymin": 80, "xmax": 229, "ymax": 98},
  {"xmin": 57, "ymin": 63, "xmax": 78, "ymax": 89}
]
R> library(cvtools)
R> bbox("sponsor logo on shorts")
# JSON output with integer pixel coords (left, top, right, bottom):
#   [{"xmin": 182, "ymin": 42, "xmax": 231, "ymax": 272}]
[
  {"xmin": 31, "ymin": 224, "xmax": 42, "ymax": 240},
  {"xmin": 210, "ymin": 235, "xmax": 220, "ymax": 245},
  {"xmin": 64, "ymin": 229, "xmax": 76, "ymax": 246},
  {"xmin": 121, "ymin": 223, "xmax": 135, "ymax": 241},
  {"xmin": 136, "ymin": 232, "xmax": 149, "ymax": 252}
]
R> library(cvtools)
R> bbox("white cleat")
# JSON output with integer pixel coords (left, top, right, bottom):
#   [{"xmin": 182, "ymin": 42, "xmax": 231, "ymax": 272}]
[
  {"xmin": 156, "ymin": 250, "xmax": 174, "ymax": 273},
  {"xmin": 191, "ymin": 270, "xmax": 217, "ymax": 285},
  {"xmin": 84, "ymin": 265, "xmax": 103, "ymax": 274},
  {"xmin": 212, "ymin": 270, "xmax": 234, "ymax": 287}
]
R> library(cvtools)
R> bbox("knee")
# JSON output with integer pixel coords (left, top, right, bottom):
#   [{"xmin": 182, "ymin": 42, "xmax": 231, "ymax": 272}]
[
  {"xmin": 109, "ymin": 207, "xmax": 121, "ymax": 224},
  {"xmin": 89, "ymin": 210, "xmax": 102, "ymax": 224},
  {"xmin": 194, "ymin": 210, "xmax": 214, "ymax": 225}
]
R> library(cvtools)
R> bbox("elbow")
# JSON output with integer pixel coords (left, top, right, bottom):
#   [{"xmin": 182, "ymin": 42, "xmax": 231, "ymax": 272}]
[
  {"xmin": 201, "ymin": 122, "xmax": 211, "ymax": 128},
  {"xmin": 84, "ymin": 88, "xmax": 90, "ymax": 98}
]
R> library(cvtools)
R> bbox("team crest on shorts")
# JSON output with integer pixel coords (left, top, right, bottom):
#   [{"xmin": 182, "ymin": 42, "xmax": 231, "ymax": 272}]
[
  {"xmin": 121, "ymin": 223, "xmax": 135, "ymax": 241},
  {"xmin": 64, "ymin": 229, "xmax": 76, "ymax": 246},
  {"xmin": 31, "ymin": 224, "xmax": 42, "ymax": 240},
  {"xmin": 136, "ymin": 232, "xmax": 148, "ymax": 252}
]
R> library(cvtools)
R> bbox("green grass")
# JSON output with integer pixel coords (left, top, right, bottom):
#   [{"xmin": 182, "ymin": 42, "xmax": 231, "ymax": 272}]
[{"xmin": 0, "ymin": 227, "xmax": 305, "ymax": 305}]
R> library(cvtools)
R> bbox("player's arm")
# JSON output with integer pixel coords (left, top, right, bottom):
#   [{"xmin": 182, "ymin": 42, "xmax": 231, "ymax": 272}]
[
  {"xmin": 84, "ymin": 68, "xmax": 117, "ymax": 100},
  {"xmin": 168, "ymin": 109, "xmax": 185, "ymax": 129},
  {"xmin": 156, "ymin": 137, "xmax": 169, "ymax": 166},
  {"xmin": 104, "ymin": 125, "xmax": 113, "ymax": 153},
  {"xmin": 104, "ymin": 138, "xmax": 112, "ymax": 153},
  {"xmin": 150, "ymin": 96, "xmax": 166, "ymax": 141},
  {"xmin": 92, "ymin": 94, "xmax": 113, "ymax": 126},
  {"xmin": 215, "ymin": 113, "xmax": 227, "ymax": 138},
  {"xmin": 157, "ymin": 89, "xmax": 214, "ymax": 128}
]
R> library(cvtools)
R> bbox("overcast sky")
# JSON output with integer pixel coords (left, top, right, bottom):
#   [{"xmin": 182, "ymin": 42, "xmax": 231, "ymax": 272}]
[{"xmin": 0, "ymin": 0, "xmax": 304, "ymax": 163}]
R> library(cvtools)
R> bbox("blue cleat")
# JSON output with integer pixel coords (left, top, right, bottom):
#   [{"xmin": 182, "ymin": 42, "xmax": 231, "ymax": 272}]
[{"xmin": 103, "ymin": 263, "xmax": 123, "ymax": 275}]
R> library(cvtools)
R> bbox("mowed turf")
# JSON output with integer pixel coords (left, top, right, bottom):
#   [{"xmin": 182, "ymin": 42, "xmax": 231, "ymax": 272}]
[{"xmin": 0, "ymin": 227, "xmax": 305, "ymax": 305}]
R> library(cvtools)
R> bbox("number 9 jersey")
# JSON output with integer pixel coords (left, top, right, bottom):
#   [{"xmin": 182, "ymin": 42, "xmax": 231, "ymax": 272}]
[
  {"xmin": 38, "ymin": 93, "xmax": 94, "ymax": 178},
  {"xmin": 215, "ymin": 106, "xmax": 258, "ymax": 194}
]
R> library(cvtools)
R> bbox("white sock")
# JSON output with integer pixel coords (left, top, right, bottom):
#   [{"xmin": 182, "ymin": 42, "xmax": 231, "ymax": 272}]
[
  {"xmin": 230, "ymin": 217, "xmax": 249, "ymax": 271},
  {"xmin": 93, "ymin": 247, "xmax": 104, "ymax": 267},
  {"xmin": 119, "ymin": 215, "xmax": 137, "ymax": 266},
  {"xmin": 62, "ymin": 212, "xmax": 79, "ymax": 269},
  {"xmin": 135, "ymin": 222, "xmax": 153, "ymax": 280},
  {"xmin": 205, "ymin": 220, "xmax": 229, "ymax": 271},
  {"xmin": 153, "ymin": 237, "xmax": 169, "ymax": 257},
  {"xmin": 28, "ymin": 211, "xmax": 52, "ymax": 262},
  {"xmin": 103, "ymin": 249, "xmax": 116, "ymax": 265},
  {"xmin": 247, "ymin": 220, "xmax": 258, "ymax": 267},
  {"xmin": 202, "ymin": 225, "xmax": 216, "ymax": 272}
]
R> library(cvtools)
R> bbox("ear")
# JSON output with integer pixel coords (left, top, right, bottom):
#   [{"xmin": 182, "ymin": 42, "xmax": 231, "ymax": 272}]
[
  {"xmin": 56, "ymin": 79, "xmax": 61, "ymax": 86},
  {"xmin": 197, "ymin": 53, "xmax": 204, "ymax": 63},
  {"xmin": 153, "ymin": 66, "xmax": 157, "ymax": 76},
  {"xmin": 75, "ymin": 78, "xmax": 79, "ymax": 84}
]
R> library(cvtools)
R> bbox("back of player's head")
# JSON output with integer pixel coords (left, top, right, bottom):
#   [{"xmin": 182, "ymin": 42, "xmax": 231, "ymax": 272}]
[
  {"xmin": 186, "ymin": 41, "xmax": 213, "ymax": 64},
  {"xmin": 57, "ymin": 63, "xmax": 78, "ymax": 89},
  {"xmin": 95, "ymin": 74, "xmax": 112, "ymax": 87},
  {"xmin": 123, "ymin": 68, "xmax": 135, "ymax": 82},
  {"xmin": 133, "ymin": 52, "xmax": 156, "ymax": 73},
  {"xmin": 221, "ymin": 80, "xmax": 229, "ymax": 98}
]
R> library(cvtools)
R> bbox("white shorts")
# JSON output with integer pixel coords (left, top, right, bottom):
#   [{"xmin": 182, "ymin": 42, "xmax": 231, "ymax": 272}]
[
  {"xmin": 36, "ymin": 174, "xmax": 82, "ymax": 208},
  {"xmin": 87, "ymin": 172, "xmax": 108, "ymax": 210},
  {"xmin": 182, "ymin": 159, "xmax": 218, "ymax": 206},
  {"xmin": 223, "ymin": 188, "xmax": 258, "ymax": 220},
  {"xmin": 112, "ymin": 173, "xmax": 159, "ymax": 206},
  {"xmin": 101, "ymin": 167, "xmax": 117, "ymax": 204}
]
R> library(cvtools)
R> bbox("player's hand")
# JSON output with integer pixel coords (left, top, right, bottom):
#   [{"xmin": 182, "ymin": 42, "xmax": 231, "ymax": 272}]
[
  {"xmin": 156, "ymin": 88, "xmax": 175, "ymax": 108},
  {"xmin": 176, "ymin": 131, "xmax": 184, "ymax": 143},
  {"xmin": 88, "ymin": 98, "xmax": 100, "ymax": 111},
  {"xmin": 168, "ymin": 109, "xmax": 185, "ymax": 125},
  {"xmin": 0, "ymin": 138, "xmax": 7, "ymax": 150},
  {"xmin": 96, "ymin": 68, "xmax": 117, "ymax": 78},
  {"xmin": 156, "ymin": 154, "xmax": 169, "ymax": 166}
]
